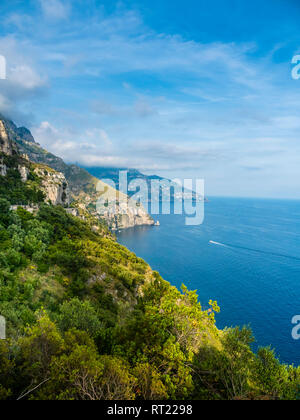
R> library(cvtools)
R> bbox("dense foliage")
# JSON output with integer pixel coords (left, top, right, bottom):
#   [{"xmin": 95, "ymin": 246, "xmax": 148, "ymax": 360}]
[
  {"xmin": 0, "ymin": 185, "xmax": 298, "ymax": 400},
  {"xmin": 0, "ymin": 154, "xmax": 45, "ymax": 205}
]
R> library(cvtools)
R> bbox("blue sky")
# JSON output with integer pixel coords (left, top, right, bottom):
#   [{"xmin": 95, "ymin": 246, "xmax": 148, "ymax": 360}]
[{"xmin": 0, "ymin": 0, "xmax": 300, "ymax": 197}]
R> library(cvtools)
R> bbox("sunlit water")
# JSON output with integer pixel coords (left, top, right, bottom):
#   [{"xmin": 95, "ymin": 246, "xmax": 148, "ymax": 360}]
[{"xmin": 117, "ymin": 197, "xmax": 300, "ymax": 365}]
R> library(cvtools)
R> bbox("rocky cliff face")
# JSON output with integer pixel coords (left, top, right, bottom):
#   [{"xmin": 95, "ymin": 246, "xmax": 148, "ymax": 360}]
[
  {"xmin": 99, "ymin": 200, "xmax": 154, "ymax": 230},
  {"xmin": 107, "ymin": 210, "xmax": 154, "ymax": 230},
  {"xmin": 34, "ymin": 166, "xmax": 70, "ymax": 206},
  {"xmin": 0, "ymin": 120, "xmax": 19, "ymax": 156}
]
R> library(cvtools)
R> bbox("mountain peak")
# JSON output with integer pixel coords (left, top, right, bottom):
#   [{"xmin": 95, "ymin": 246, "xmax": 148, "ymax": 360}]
[
  {"xmin": 16, "ymin": 126, "xmax": 35, "ymax": 143},
  {"xmin": 0, "ymin": 114, "xmax": 36, "ymax": 144}
]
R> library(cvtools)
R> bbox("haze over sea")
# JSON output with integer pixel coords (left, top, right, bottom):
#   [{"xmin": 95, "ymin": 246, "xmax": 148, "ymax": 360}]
[{"xmin": 117, "ymin": 197, "xmax": 300, "ymax": 366}]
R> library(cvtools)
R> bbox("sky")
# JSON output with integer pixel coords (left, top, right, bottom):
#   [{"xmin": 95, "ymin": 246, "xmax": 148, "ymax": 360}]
[{"xmin": 0, "ymin": 0, "xmax": 300, "ymax": 198}]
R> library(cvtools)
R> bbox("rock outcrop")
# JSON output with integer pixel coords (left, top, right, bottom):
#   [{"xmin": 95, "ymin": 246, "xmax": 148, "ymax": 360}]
[
  {"xmin": 18, "ymin": 165, "xmax": 30, "ymax": 182},
  {"xmin": 0, "ymin": 120, "xmax": 18, "ymax": 156},
  {"xmin": 34, "ymin": 166, "xmax": 70, "ymax": 206},
  {"xmin": 101, "ymin": 202, "xmax": 154, "ymax": 230}
]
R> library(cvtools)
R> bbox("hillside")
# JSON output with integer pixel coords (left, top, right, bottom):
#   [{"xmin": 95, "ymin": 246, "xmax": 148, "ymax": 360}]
[{"xmin": 0, "ymin": 117, "xmax": 300, "ymax": 400}]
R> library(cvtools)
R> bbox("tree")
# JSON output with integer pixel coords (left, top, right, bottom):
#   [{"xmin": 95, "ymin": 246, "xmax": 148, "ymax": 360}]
[
  {"xmin": 18, "ymin": 312, "xmax": 64, "ymax": 386},
  {"xmin": 207, "ymin": 327, "xmax": 255, "ymax": 400},
  {"xmin": 133, "ymin": 362, "xmax": 168, "ymax": 400},
  {"xmin": 0, "ymin": 340, "xmax": 14, "ymax": 400},
  {"xmin": 57, "ymin": 298, "xmax": 103, "ymax": 339},
  {"xmin": 0, "ymin": 198, "xmax": 11, "ymax": 227},
  {"xmin": 254, "ymin": 347, "xmax": 289, "ymax": 399},
  {"xmin": 42, "ymin": 330, "xmax": 135, "ymax": 400}
]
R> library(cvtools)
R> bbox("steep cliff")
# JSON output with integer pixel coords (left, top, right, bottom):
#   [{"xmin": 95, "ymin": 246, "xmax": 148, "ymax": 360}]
[
  {"xmin": 105, "ymin": 206, "xmax": 154, "ymax": 230},
  {"xmin": 0, "ymin": 120, "xmax": 19, "ymax": 156},
  {"xmin": 33, "ymin": 165, "xmax": 70, "ymax": 206}
]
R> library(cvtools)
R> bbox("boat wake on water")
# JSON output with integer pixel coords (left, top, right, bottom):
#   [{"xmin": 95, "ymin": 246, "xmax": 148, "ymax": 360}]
[
  {"xmin": 209, "ymin": 240, "xmax": 300, "ymax": 262},
  {"xmin": 209, "ymin": 241, "xmax": 227, "ymax": 247}
]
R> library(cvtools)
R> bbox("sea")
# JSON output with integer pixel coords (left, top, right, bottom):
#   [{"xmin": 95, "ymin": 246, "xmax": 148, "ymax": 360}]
[{"xmin": 117, "ymin": 197, "xmax": 300, "ymax": 366}]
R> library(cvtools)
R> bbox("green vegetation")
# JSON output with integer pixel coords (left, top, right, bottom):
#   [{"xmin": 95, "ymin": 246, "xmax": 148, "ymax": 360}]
[
  {"xmin": 0, "ymin": 154, "xmax": 45, "ymax": 205},
  {"xmin": 0, "ymin": 197, "xmax": 300, "ymax": 400},
  {"xmin": 0, "ymin": 133, "xmax": 299, "ymax": 400}
]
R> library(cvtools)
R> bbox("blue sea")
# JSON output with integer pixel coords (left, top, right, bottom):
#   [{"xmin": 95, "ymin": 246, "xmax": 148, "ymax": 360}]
[{"xmin": 117, "ymin": 197, "xmax": 300, "ymax": 366}]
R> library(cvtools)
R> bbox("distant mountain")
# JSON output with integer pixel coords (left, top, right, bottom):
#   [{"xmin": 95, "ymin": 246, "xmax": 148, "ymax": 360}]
[
  {"xmin": 82, "ymin": 166, "xmax": 163, "ymax": 193},
  {"xmin": 83, "ymin": 166, "xmax": 201, "ymax": 202}
]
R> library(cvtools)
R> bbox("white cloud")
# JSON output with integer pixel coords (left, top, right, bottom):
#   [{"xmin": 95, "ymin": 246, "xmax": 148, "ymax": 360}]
[
  {"xmin": 31, "ymin": 120, "xmax": 225, "ymax": 171},
  {"xmin": 134, "ymin": 99, "xmax": 158, "ymax": 118},
  {"xmin": 0, "ymin": 37, "xmax": 48, "ymax": 119},
  {"xmin": 32, "ymin": 121, "xmax": 115, "ymax": 164},
  {"xmin": 85, "ymin": 128, "xmax": 113, "ymax": 147},
  {"xmin": 0, "ymin": 93, "xmax": 11, "ymax": 113},
  {"xmin": 38, "ymin": 0, "xmax": 70, "ymax": 20},
  {"xmin": 9, "ymin": 65, "xmax": 45, "ymax": 89}
]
